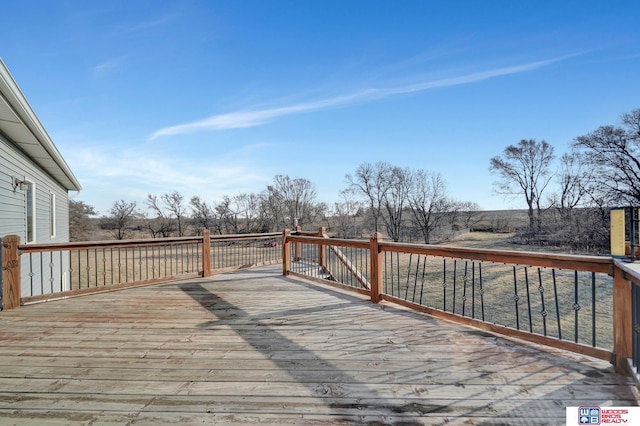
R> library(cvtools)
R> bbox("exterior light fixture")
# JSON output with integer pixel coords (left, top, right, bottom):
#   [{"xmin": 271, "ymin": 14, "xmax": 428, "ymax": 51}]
[{"xmin": 14, "ymin": 178, "xmax": 29, "ymax": 191}]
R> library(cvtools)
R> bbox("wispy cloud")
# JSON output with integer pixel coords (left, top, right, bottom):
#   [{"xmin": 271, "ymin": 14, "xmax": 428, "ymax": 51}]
[
  {"xmin": 119, "ymin": 14, "xmax": 177, "ymax": 35},
  {"xmin": 150, "ymin": 56, "xmax": 572, "ymax": 140},
  {"xmin": 92, "ymin": 56, "xmax": 126, "ymax": 78},
  {"xmin": 69, "ymin": 144, "xmax": 270, "ymax": 213}
]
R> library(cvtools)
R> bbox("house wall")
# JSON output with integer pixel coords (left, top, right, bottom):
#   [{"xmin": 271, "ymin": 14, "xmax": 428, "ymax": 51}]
[
  {"xmin": 1, "ymin": 134, "xmax": 72, "ymax": 298},
  {"xmin": 0, "ymin": 133, "xmax": 70, "ymax": 244}
]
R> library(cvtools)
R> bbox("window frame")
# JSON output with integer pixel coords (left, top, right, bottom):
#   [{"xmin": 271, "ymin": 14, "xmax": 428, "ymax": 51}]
[
  {"xmin": 25, "ymin": 180, "xmax": 36, "ymax": 243},
  {"xmin": 50, "ymin": 191, "xmax": 56, "ymax": 239}
]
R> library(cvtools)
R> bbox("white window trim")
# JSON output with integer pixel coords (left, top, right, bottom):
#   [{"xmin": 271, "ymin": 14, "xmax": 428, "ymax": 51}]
[
  {"xmin": 25, "ymin": 180, "xmax": 36, "ymax": 243},
  {"xmin": 50, "ymin": 191, "xmax": 56, "ymax": 239}
]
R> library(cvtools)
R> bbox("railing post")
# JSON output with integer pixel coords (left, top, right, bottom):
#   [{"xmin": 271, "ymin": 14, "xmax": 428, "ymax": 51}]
[
  {"xmin": 318, "ymin": 227, "xmax": 326, "ymax": 270},
  {"xmin": 282, "ymin": 229, "xmax": 291, "ymax": 276},
  {"xmin": 294, "ymin": 225, "xmax": 301, "ymax": 261},
  {"xmin": 370, "ymin": 232, "xmax": 383, "ymax": 303},
  {"xmin": 202, "ymin": 229, "xmax": 211, "ymax": 278},
  {"xmin": 613, "ymin": 264, "xmax": 633, "ymax": 373},
  {"xmin": 1, "ymin": 235, "xmax": 21, "ymax": 310}
]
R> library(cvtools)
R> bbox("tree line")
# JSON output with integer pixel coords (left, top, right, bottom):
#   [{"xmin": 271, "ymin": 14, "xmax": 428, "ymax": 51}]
[
  {"xmin": 490, "ymin": 108, "xmax": 640, "ymax": 251},
  {"xmin": 70, "ymin": 108, "xmax": 640, "ymax": 252}
]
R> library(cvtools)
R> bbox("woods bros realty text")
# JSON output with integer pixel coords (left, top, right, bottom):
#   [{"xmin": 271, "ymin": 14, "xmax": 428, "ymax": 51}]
[{"xmin": 567, "ymin": 407, "xmax": 640, "ymax": 424}]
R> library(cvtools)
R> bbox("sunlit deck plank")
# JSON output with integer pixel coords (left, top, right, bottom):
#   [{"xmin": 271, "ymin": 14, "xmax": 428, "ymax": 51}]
[{"xmin": 0, "ymin": 265, "xmax": 637, "ymax": 425}]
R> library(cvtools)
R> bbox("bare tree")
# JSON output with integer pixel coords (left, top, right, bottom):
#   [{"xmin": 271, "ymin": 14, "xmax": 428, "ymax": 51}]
[
  {"xmin": 69, "ymin": 200, "xmax": 97, "ymax": 242},
  {"xmin": 144, "ymin": 192, "xmax": 188, "ymax": 237},
  {"xmin": 346, "ymin": 162, "xmax": 393, "ymax": 233},
  {"xmin": 267, "ymin": 175, "xmax": 319, "ymax": 228},
  {"xmin": 145, "ymin": 195, "xmax": 174, "ymax": 238},
  {"xmin": 234, "ymin": 193, "xmax": 263, "ymax": 233},
  {"xmin": 407, "ymin": 170, "xmax": 448, "ymax": 244},
  {"xmin": 331, "ymin": 189, "xmax": 363, "ymax": 239},
  {"xmin": 490, "ymin": 139, "xmax": 554, "ymax": 234},
  {"xmin": 573, "ymin": 108, "xmax": 640, "ymax": 205},
  {"xmin": 550, "ymin": 152, "xmax": 591, "ymax": 220},
  {"xmin": 458, "ymin": 201, "xmax": 483, "ymax": 230},
  {"xmin": 380, "ymin": 166, "xmax": 412, "ymax": 242},
  {"xmin": 190, "ymin": 196, "xmax": 216, "ymax": 235},
  {"xmin": 163, "ymin": 191, "xmax": 187, "ymax": 237},
  {"xmin": 216, "ymin": 195, "xmax": 239, "ymax": 234},
  {"xmin": 259, "ymin": 188, "xmax": 285, "ymax": 231},
  {"xmin": 105, "ymin": 200, "xmax": 138, "ymax": 240}
]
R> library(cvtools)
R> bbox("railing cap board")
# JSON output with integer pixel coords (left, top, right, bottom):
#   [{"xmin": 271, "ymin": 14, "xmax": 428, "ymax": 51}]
[
  {"xmin": 18, "ymin": 236, "xmax": 205, "ymax": 253},
  {"xmin": 17, "ymin": 232, "xmax": 282, "ymax": 253},
  {"xmin": 287, "ymin": 235, "xmax": 370, "ymax": 249},
  {"xmin": 378, "ymin": 241, "xmax": 613, "ymax": 274},
  {"xmin": 614, "ymin": 259, "xmax": 640, "ymax": 286},
  {"xmin": 210, "ymin": 232, "xmax": 281, "ymax": 240}
]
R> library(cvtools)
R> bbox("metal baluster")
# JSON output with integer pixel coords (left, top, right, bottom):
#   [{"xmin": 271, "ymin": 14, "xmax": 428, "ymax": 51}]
[
  {"xmin": 36, "ymin": 252, "xmax": 42, "ymax": 294},
  {"xmin": 462, "ymin": 261, "xmax": 468, "ymax": 317},
  {"xmin": 396, "ymin": 252, "xmax": 401, "ymax": 297},
  {"xmin": 100, "ymin": 248, "xmax": 105, "ymax": 285},
  {"xmin": 117, "ymin": 247, "xmax": 122, "ymax": 284},
  {"xmin": 525, "ymin": 267, "xmax": 533, "ymax": 333},
  {"xmin": 471, "ymin": 262, "xmax": 475, "ymax": 319},
  {"xmin": 27, "ymin": 253, "xmax": 33, "ymax": 296},
  {"xmin": 151, "ymin": 246, "xmax": 155, "ymax": 279},
  {"xmin": 412, "ymin": 256, "xmax": 422, "ymax": 303},
  {"xmin": 109, "ymin": 248, "xmax": 114, "ymax": 285},
  {"xmin": 60, "ymin": 251, "xmax": 64, "ymax": 291},
  {"xmin": 132, "ymin": 247, "xmax": 136, "ymax": 283},
  {"xmin": 389, "ymin": 251, "xmax": 394, "ymax": 296},
  {"xmin": 442, "ymin": 258, "xmax": 446, "ymax": 311},
  {"xmin": 513, "ymin": 266, "xmax": 520, "ymax": 330},
  {"xmin": 452, "ymin": 260, "xmax": 457, "ymax": 314},
  {"xmin": 365, "ymin": 247, "xmax": 369, "ymax": 286},
  {"xmin": 591, "ymin": 271, "xmax": 596, "ymax": 347},
  {"xmin": 552, "ymin": 269, "xmax": 562, "ymax": 340},
  {"xmin": 39, "ymin": 252, "xmax": 43, "ymax": 295},
  {"xmin": 414, "ymin": 256, "xmax": 425, "ymax": 305},
  {"xmin": 87, "ymin": 249, "xmax": 97, "ymax": 288},
  {"xmin": 574, "ymin": 270, "xmax": 580, "ymax": 343},
  {"xmin": 75, "ymin": 251, "xmax": 80, "ymax": 288},
  {"xmin": 181, "ymin": 243, "xmax": 184, "ymax": 274},
  {"xmin": 404, "ymin": 254, "xmax": 413, "ymax": 300},
  {"xmin": 49, "ymin": 251, "xmax": 54, "ymax": 293},
  {"xmin": 538, "ymin": 268, "xmax": 548, "ymax": 336},
  {"xmin": 479, "ymin": 262, "xmax": 485, "ymax": 321}
]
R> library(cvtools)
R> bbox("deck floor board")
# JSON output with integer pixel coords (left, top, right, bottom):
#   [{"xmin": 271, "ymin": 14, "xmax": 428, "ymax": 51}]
[{"xmin": 0, "ymin": 265, "xmax": 637, "ymax": 424}]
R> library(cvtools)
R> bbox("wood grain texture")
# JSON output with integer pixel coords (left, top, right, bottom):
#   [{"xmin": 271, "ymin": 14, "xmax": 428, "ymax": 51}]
[{"xmin": 0, "ymin": 265, "xmax": 637, "ymax": 425}]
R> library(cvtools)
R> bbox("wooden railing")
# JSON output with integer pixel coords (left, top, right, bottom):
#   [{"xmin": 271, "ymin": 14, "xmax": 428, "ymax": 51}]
[
  {"xmin": 283, "ymin": 229, "xmax": 640, "ymax": 375},
  {"xmin": 1, "ymin": 231, "xmax": 282, "ymax": 308},
  {"xmin": 615, "ymin": 259, "xmax": 640, "ymax": 385},
  {"xmin": 4, "ymin": 227, "xmax": 640, "ymax": 377}
]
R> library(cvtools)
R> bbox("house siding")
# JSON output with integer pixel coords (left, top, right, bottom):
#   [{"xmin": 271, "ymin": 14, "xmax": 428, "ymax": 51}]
[
  {"xmin": 1, "ymin": 135, "xmax": 72, "ymax": 297},
  {"xmin": 1, "ymin": 133, "xmax": 70, "ymax": 243}
]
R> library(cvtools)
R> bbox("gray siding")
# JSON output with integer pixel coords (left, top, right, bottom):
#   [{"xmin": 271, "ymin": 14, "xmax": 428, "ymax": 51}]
[
  {"xmin": 1, "ymin": 134, "xmax": 70, "ymax": 244},
  {"xmin": 1, "ymin": 135, "xmax": 73, "ymax": 297}
]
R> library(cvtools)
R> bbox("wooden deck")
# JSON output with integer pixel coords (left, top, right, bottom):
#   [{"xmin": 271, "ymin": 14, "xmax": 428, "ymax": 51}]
[{"xmin": 0, "ymin": 265, "xmax": 637, "ymax": 425}]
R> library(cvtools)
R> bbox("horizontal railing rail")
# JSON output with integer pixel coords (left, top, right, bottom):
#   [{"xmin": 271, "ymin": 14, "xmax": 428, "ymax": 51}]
[
  {"xmin": 283, "ymin": 229, "xmax": 640, "ymax": 375},
  {"xmin": 1, "ymin": 231, "xmax": 283, "ymax": 308}
]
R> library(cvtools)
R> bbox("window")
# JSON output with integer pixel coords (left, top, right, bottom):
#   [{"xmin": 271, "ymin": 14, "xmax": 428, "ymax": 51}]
[
  {"xmin": 50, "ymin": 192, "xmax": 56, "ymax": 238},
  {"xmin": 25, "ymin": 181, "xmax": 35, "ymax": 243}
]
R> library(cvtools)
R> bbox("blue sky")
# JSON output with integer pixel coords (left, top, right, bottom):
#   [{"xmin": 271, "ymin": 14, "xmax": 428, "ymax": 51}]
[{"xmin": 2, "ymin": 1, "xmax": 640, "ymax": 214}]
